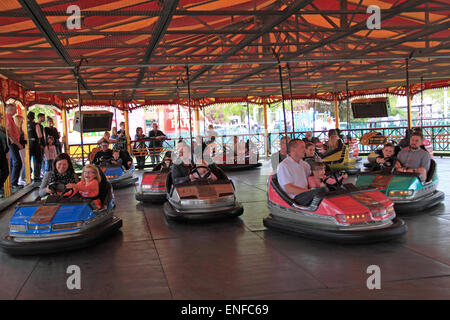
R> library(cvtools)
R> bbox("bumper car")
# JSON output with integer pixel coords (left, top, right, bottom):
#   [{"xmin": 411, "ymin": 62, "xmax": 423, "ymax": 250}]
[
  {"xmin": 215, "ymin": 152, "xmax": 262, "ymax": 171},
  {"xmin": 355, "ymin": 160, "xmax": 444, "ymax": 213},
  {"xmin": 360, "ymin": 132, "xmax": 387, "ymax": 169},
  {"xmin": 100, "ymin": 163, "xmax": 138, "ymax": 189},
  {"xmin": 0, "ymin": 174, "xmax": 122, "ymax": 255},
  {"xmin": 163, "ymin": 165, "xmax": 244, "ymax": 221},
  {"xmin": 135, "ymin": 165, "xmax": 170, "ymax": 203},
  {"xmin": 321, "ymin": 144, "xmax": 359, "ymax": 175},
  {"xmin": 264, "ymin": 174, "xmax": 407, "ymax": 243}
]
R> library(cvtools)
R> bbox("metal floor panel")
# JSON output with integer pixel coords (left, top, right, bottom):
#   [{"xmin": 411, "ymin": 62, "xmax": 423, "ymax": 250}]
[{"xmin": 1, "ymin": 158, "xmax": 449, "ymax": 299}]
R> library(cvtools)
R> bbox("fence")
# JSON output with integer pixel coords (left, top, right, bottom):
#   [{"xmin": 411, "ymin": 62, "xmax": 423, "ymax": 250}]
[{"xmin": 66, "ymin": 123, "xmax": 450, "ymax": 166}]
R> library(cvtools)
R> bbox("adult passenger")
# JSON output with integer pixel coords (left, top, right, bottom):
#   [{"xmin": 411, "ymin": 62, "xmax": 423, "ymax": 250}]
[
  {"xmin": 271, "ymin": 136, "xmax": 290, "ymax": 172},
  {"xmin": 302, "ymin": 131, "xmax": 320, "ymax": 144},
  {"xmin": 395, "ymin": 132, "xmax": 431, "ymax": 181},
  {"xmin": 115, "ymin": 122, "xmax": 127, "ymax": 151},
  {"xmin": 5, "ymin": 104, "xmax": 23, "ymax": 189},
  {"xmin": 39, "ymin": 153, "xmax": 79, "ymax": 198},
  {"xmin": 92, "ymin": 139, "xmax": 113, "ymax": 165},
  {"xmin": 277, "ymin": 139, "xmax": 324, "ymax": 206}
]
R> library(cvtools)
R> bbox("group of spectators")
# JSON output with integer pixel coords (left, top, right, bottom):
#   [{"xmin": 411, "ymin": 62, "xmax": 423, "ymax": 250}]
[
  {"xmin": 98, "ymin": 122, "xmax": 166, "ymax": 170},
  {"xmin": 1, "ymin": 104, "xmax": 62, "ymax": 196}
]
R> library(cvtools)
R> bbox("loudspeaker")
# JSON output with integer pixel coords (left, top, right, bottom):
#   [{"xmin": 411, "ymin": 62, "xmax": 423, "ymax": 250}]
[
  {"xmin": 73, "ymin": 111, "xmax": 113, "ymax": 133},
  {"xmin": 351, "ymin": 98, "xmax": 389, "ymax": 118}
]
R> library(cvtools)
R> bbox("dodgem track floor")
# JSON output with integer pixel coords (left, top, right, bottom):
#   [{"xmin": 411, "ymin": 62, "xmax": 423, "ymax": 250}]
[{"xmin": 0, "ymin": 159, "xmax": 449, "ymax": 299}]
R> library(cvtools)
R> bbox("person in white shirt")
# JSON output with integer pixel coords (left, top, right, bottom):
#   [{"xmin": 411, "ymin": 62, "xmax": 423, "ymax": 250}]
[{"xmin": 277, "ymin": 139, "xmax": 325, "ymax": 206}]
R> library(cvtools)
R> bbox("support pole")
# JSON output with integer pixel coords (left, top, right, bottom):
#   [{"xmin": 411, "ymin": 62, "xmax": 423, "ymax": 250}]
[
  {"xmin": 61, "ymin": 107, "xmax": 69, "ymax": 153},
  {"xmin": 246, "ymin": 96, "xmax": 251, "ymax": 135},
  {"xmin": 346, "ymin": 80, "xmax": 350, "ymax": 131},
  {"xmin": 287, "ymin": 64, "xmax": 295, "ymax": 135},
  {"xmin": 334, "ymin": 93, "xmax": 340, "ymax": 129},
  {"xmin": 194, "ymin": 107, "xmax": 200, "ymax": 137},
  {"xmin": 176, "ymin": 80, "xmax": 182, "ymax": 140},
  {"xmin": 272, "ymin": 48, "xmax": 289, "ymax": 151},
  {"xmin": 263, "ymin": 100, "xmax": 269, "ymax": 157},
  {"xmin": 124, "ymin": 108, "xmax": 131, "ymax": 154},
  {"xmin": 75, "ymin": 61, "xmax": 85, "ymax": 166},
  {"xmin": 185, "ymin": 66, "xmax": 194, "ymax": 164},
  {"xmin": 406, "ymin": 58, "xmax": 412, "ymax": 129},
  {"xmin": 420, "ymin": 76, "xmax": 424, "ymax": 128}
]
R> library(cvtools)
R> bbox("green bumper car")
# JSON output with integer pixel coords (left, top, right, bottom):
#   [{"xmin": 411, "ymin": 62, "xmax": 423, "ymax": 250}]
[{"xmin": 355, "ymin": 160, "xmax": 444, "ymax": 213}]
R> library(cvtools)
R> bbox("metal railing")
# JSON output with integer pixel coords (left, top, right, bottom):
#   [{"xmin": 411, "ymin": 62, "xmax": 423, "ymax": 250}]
[{"xmin": 65, "ymin": 123, "xmax": 450, "ymax": 166}]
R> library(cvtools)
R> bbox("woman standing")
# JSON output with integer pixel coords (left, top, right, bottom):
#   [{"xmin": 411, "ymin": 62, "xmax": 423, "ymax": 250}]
[
  {"xmin": 14, "ymin": 115, "xmax": 27, "ymax": 186},
  {"xmin": 27, "ymin": 111, "xmax": 42, "ymax": 182},
  {"xmin": 44, "ymin": 117, "xmax": 61, "ymax": 154},
  {"xmin": 133, "ymin": 127, "xmax": 146, "ymax": 170}
]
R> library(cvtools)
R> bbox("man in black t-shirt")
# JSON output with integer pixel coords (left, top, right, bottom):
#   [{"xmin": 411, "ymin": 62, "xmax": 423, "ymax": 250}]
[
  {"xmin": 92, "ymin": 140, "xmax": 113, "ymax": 165},
  {"xmin": 148, "ymin": 123, "xmax": 166, "ymax": 165}
]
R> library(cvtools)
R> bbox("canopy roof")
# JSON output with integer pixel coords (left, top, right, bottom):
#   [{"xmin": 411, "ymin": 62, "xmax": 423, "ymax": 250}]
[{"xmin": 0, "ymin": 0, "xmax": 449, "ymax": 108}]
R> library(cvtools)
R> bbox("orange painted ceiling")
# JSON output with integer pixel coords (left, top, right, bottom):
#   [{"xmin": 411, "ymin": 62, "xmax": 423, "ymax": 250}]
[{"xmin": 0, "ymin": 0, "xmax": 448, "ymax": 103}]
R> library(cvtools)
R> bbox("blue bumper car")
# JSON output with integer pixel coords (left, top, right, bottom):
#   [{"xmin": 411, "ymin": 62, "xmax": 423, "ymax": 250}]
[{"xmin": 0, "ymin": 177, "xmax": 122, "ymax": 255}]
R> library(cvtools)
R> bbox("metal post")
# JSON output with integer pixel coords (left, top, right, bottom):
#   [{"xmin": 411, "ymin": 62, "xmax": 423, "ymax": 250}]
[
  {"xmin": 334, "ymin": 93, "xmax": 339, "ymax": 129},
  {"xmin": 76, "ymin": 71, "xmax": 85, "ymax": 166},
  {"xmin": 124, "ymin": 108, "xmax": 131, "ymax": 154},
  {"xmin": 185, "ymin": 66, "xmax": 194, "ymax": 164},
  {"xmin": 272, "ymin": 48, "xmax": 289, "ymax": 152},
  {"xmin": 287, "ymin": 63, "xmax": 295, "ymax": 136},
  {"xmin": 420, "ymin": 76, "xmax": 424, "ymax": 128},
  {"xmin": 406, "ymin": 58, "xmax": 412, "ymax": 129},
  {"xmin": 263, "ymin": 100, "xmax": 269, "ymax": 156},
  {"xmin": 346, "ymin": 80, "xmax": 350, "ymax": 132},
  {"xmin": 61, "ymin": 107, "xmax": 69, "ymax": 153}
]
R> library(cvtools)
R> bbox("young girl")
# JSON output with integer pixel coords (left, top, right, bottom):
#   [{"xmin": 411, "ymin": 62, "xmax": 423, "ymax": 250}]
[
  {"xmin": 44, "ymin": 136, "xmax": 57, "ymax": 172},
  {"xmin": 67, "ymin": 164, "xmax": 102, "ymax": 209},
  {"xmin": 308, "ymin": 162, "xmax": 347, "ymax": 189}
]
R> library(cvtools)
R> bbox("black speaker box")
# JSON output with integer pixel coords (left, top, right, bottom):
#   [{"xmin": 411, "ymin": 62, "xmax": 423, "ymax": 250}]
[
  {"xmin": 351, "ymin": 98, "xmax": 389, "ymax": 118},
  {"xmin": 73, "ymin": 111, "xmax": 113, "ymax": 133}
]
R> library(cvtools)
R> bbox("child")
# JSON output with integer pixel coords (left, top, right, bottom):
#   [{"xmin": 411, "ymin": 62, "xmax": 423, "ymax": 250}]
[
  {"xmin": 308, "ymin": 161, "xmax": 347, "ymax": 189},
  {"xmin": 375, "ymin": 143, "xmax": 396, "ymax": 169},
  {"xmin": 304, "ymin": 142, "xmax": 322, "ymax": 167},
  {"xmin": 161, "ymin": 151, "xmax": 172, "ymax": 170},
  {"xmin": 67, "ymin": 164, "xmax": 102, "ymax": 209},
  {"xmin": 110, "ymin": 149, "xmax": 123, "ymax": 167},
  {"xmin": 44, "ymin": 136, "xmax": 57, "ymax": 172}
]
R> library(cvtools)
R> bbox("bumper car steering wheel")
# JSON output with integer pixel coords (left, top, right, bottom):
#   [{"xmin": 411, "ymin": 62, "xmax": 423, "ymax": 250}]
[{"xmin": 190, "ymin": 165, "xmax": 212, "ymax": 180}]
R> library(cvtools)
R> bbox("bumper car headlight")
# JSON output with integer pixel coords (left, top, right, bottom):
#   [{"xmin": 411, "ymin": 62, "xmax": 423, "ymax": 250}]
[
  {"xmin": 106, "ymin": 175, "xmax": 119, "ymax": 179},
  {"xmin": 389, "ymin": 190, "xmax": 414, "ymax": 197},
  {"xmin": 141, "ymin": 184, "xmax": 152, "ymax": 191},
  {"xmin": 52, "ymin": 221, "xmax": 83, "ymax": 231},
  {"xmin": 28, "ymin": 224, "xmax": 50, "ymax": 231},
  {"xmin": 10, "ymin": 224, "xmax": 26, "ymax": 232}
]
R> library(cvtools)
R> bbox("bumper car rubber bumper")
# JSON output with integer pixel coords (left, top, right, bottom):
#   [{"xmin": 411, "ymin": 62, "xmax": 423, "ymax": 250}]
[
  {"xmin": 163, "ymin": 201, "xmax": 244, "ymax": 222},
  {"xmin": 263, "ymin": 215, "xmax": 407, "ymax": 244},
  {"xmin": 0, "ymin": 216, "xmax": 122, "ymax": 255},
  {"xmin": 393, "ymin": 190, "xmax": 445, "ymax": 214},
  {"xmin": 135, "ymin": 192, "xmax": 167, "ymax": 203},
  {"xmin": 217, "ymin": 162, "xmax": 262, "ymax": 171},
  {"xmin": 111, "ymin": 176, "xmax": 138, "ymax": 189}
]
